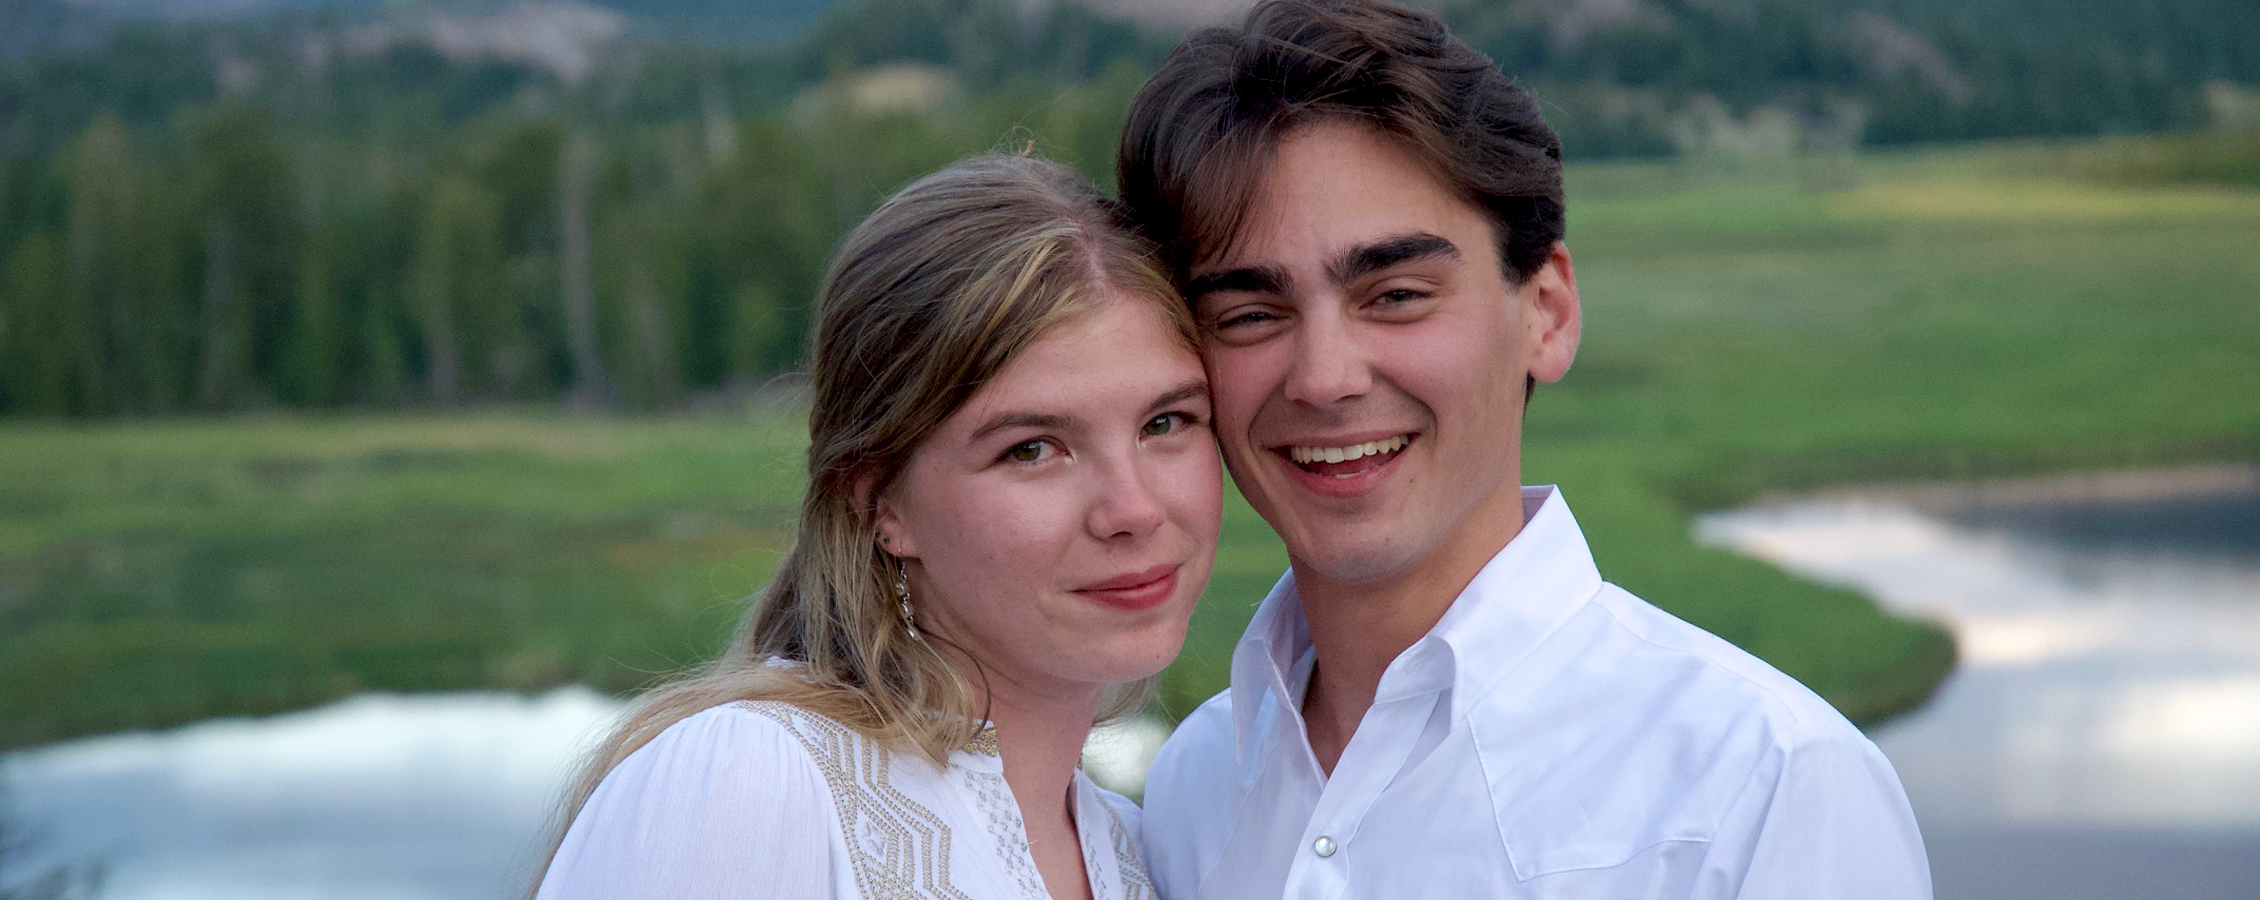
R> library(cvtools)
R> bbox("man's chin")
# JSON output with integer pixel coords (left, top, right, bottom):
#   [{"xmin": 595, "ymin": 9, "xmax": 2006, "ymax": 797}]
[{"xmin": 1286, "ymin": 533, "xmax": 1420, "ymax": 591}]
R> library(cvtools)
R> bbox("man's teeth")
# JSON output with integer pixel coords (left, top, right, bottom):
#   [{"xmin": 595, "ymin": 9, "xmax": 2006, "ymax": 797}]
[{"xmin": 1288, "ymin": 435, "xmax": 1409, "ymax": 465}]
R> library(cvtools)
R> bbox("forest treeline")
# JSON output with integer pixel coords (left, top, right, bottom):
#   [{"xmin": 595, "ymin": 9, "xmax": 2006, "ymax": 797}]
[{"xmin": 1, "ymin": 0, "xmax": 2255, "ymax": 417}]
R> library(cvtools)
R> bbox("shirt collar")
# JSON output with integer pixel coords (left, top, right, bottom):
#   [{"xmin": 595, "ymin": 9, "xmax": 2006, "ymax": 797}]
[
  {"xmin": 1229, "ymin": 568, "xmax": 1310, "ymax": 763},
  {"xmin": 1227, "ymin": 486, "xmax": 1605, "ymax": 760}
]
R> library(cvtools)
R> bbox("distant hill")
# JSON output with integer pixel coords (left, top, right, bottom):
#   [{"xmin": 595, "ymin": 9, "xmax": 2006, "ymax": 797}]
[
  {"xmin": 2, "ymin": 0, "xmax": 114, "ymax": 57},
  {"xmin": 600, "ymin": 0, "xmax": 844, "ymax": 43},
  {"xmin": 1, "ymin": 0, "xmax": 847, "ymax": 54},
  {"xmin": 3, "ymin": 0, "xmax": 2256, "ymax": 150}
]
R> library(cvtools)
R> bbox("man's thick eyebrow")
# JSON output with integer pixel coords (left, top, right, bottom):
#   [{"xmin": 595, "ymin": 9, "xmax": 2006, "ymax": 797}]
[
  {"xmin": 968, "ymin": 411, "xmax": 1071, "ymax": 443},
  {"xmin": 1185, "ymin": 265, "xmax": 1290, "ymax": 301},
  {"xmin": 1145, "ymin": 380, "xmax": 1210, "ymax": 414},
  {"xmin": 1327, "ymin": 233, "xmax": 1460, "ymax": 286}
]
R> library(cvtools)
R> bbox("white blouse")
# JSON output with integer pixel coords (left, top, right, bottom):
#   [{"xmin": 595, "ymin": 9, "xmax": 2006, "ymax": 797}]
[{"xmin": 537, "ymin": 700, "xmax": 1156, "ymax": 900}]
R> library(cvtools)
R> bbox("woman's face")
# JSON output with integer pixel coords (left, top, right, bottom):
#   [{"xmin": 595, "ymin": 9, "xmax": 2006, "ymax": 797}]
[{"xmin": 876, "ymin": 291, "xmax": 1221, "ymax": 704}]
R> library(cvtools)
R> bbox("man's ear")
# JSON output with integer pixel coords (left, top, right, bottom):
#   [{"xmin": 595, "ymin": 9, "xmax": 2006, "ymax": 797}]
[
  {"xmin": 855, "ymin": 472, "xmax": 918, "ymax": 559},
  {"xmin": 1523, "ymin": 242, "xmax": 1581, "ymax": 384}
]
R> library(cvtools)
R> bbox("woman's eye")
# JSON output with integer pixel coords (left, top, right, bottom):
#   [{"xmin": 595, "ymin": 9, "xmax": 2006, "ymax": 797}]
[
  {"xmin": 1005, "ymin": 440, "xmax": 1050, "ymax": 463},
  {"xmin": 1143, "ymin": 412, "xmax": 1201, "ymax": 437}
]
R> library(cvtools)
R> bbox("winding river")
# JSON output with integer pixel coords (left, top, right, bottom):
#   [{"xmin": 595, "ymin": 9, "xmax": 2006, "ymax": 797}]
[
  {"xmin": 1699, "ymin": 464, "xmax": 2260, "ymax": 900},
  {"xmin": 7, "ymin": 465, "xmax": 2256, "ymax": 899}
]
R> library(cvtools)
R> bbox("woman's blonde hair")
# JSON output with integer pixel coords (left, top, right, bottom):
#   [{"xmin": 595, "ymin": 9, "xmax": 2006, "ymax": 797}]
[{"xmin": 537, "ymin": 153, "xmax": 1195, "ymax": 876}]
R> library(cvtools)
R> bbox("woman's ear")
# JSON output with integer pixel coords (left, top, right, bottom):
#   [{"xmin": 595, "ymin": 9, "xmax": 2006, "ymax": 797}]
[{"xmin": 856, "ymin": 473, "xmax": 918, "ymax": 559}]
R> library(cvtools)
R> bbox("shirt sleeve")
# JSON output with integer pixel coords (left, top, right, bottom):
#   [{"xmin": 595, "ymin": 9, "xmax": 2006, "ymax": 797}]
[
  {"xmin": 534, "ymin": 704, "xmax": 844, "ymax": 900},
  {"xmin": 1693, "ymin": 726, "xmax": 1932, "ymax": 900}
]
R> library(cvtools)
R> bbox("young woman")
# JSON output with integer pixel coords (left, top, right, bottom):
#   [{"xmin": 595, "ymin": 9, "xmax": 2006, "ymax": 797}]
[{"xmin": 532, "ymin": 154, "xmax": 1220, "ymax": 900}]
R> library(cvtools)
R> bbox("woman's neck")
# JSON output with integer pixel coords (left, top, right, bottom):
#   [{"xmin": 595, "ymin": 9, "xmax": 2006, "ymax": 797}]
[
  {"xmin": 984, "ymin": 683, "xmax": 1102, "ymax": 900},
  {"xmin": 985, "ymin": 681, "xmax": 1101, "ymax": 815}
]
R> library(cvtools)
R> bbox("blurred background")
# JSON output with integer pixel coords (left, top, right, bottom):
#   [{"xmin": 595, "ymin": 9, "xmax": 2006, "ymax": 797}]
[{"xmin": 0, "ymin": 0, "xmax": 2254, "ymax": 897}]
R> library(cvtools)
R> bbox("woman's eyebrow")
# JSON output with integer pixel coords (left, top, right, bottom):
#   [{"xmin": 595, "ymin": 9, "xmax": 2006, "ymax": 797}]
[
  {"xmin": 968, "ymin": 381, "xmax": 1207, "ymax": 443},
  {"xmin": 968, "ymin": 411, "xmax": 1071, "ymax": 443},
  {"xmin": 1145, "ymin": 381, "xmax": 1210, "ymax": 414}
]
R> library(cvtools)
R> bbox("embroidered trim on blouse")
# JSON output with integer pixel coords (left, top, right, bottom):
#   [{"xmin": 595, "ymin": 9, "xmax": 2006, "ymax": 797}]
[
  {"xmin": 1100, "ymin": 799, "xmax": 1154, "ymax": 900},
  {"xmin": 965, "ymin": 767, "xmax": 1048, "ymax": 900},
  {"xmin": 738, "ymin": 701, "xmax": 1157, "ymax": 900},
  {"xmin": 741, "ymin": 701, "xmax": 977, "ymax": 900}
]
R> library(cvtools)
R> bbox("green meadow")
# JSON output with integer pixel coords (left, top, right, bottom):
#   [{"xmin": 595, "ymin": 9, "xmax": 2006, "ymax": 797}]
[{"xmin": 4, "ymin": 138, "xmax": 2257, "ymax": 749}]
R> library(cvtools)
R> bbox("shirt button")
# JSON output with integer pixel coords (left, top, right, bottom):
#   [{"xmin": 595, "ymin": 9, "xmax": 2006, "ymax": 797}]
[{"xmin": 1313, "ymin": 835, "xmax": 1337, "ymax": 858}]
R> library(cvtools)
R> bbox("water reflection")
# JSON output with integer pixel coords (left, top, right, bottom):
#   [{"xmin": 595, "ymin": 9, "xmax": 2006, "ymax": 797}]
[
  {"xmin": 1, "ymin": 687, "xmax": 1173, "ymax": 898},
  {"xmin": 1699, "ymin": 468, "xmax": 2260, "ymax": 899},
  {"xmin": 3, "ymin": 688, "xmax": 622, "ymax": 900},
  {"xmin": 11, "ymin": 469, "xmax": 2255, "ymax": 898}
]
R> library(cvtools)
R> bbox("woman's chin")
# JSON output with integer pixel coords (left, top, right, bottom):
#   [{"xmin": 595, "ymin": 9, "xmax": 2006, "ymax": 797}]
[{"xmin": 1079, "ymin": 631, "xmax": 1189, "ymax": 685}]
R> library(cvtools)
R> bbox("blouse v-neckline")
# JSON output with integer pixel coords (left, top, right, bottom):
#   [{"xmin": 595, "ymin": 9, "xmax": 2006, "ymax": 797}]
[{"xmin": 741, "ymin": 701, "xmax": 1153, "ymax": 900}]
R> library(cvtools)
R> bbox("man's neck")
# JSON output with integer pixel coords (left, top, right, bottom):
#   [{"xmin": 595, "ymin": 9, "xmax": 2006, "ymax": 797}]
[{"xmin": 1293, "ymin": 498, "xmax": 1530, "ymax": 775}]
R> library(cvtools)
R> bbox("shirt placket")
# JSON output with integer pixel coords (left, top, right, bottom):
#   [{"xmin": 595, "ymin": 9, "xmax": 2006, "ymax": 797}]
[{"xmin": 1277, "ymin": 688, "xmax": 1443, "ymax": 900}]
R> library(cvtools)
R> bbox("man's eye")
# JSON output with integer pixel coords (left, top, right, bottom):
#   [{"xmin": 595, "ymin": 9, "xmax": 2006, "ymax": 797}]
[
  {"xmin": 1143, "ymin": 414, "xmax": 1181, "ymax": 437},
  {"xmin": 1212, "ymin": 309, "xmax": 1276, "ymax": 331}
]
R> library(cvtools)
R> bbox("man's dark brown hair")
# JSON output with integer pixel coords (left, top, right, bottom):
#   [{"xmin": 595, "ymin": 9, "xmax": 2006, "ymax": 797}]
[{"xmin": 1117, "ymin": 0, "xmax": 1564, "ymax": 285}]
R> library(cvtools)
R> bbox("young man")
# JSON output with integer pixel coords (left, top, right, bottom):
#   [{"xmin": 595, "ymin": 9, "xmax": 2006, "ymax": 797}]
[{"xmin": 1115, "ymin": 2, "xmax": 1930, "ymax": 897}]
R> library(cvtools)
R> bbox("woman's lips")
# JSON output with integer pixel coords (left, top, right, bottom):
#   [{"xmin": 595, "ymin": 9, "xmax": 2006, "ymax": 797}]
[{"xmin": 1073, "ymin": 564, "xmax": 1181, "ymax": 612}]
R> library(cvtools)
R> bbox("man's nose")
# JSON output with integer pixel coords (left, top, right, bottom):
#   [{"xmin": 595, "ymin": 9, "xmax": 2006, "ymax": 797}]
[{"xmin": 1283, "ymin": 309, "xmax": 1372, "ymax": 405}]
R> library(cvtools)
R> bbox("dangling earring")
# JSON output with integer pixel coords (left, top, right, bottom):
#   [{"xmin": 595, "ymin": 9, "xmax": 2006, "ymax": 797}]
[{"xmin": 894, "ymin": 565, "xmax": 924, "ymax": 642}]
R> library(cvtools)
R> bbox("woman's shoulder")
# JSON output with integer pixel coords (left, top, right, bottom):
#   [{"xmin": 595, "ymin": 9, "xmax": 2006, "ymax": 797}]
[
  {"xmin": 1083, "ymin": 778, "xmax": 1144, "ymax": 834},
  {"xmin": 539, "ymin": 702, "xmax": 854, "ymax": 899},
  {"xmin": 619, "ymin": 699, "xmax": 906, "ymax": 792},
  {"xmin": 1075, "ymin": 775, "xmax": 1158, "ymax": 899},
  {"xmin": 696, "ymin": 698, "xmax": 874, "ymax": 749},
  {"xmin": 583, "ymin": 701, "xmax": 854, "ymax": 820},
  {"xmin": 633, "ymin": 700, "xmax": 849, "ymax": 765}
]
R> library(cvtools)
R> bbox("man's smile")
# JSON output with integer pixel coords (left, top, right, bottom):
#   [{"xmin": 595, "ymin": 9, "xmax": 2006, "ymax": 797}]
[
  {"xmin": 1274, "ymin": 433, "xmax": 1413, "ymax": 479},
  {"xmin": 1286, "ymin": 434, "xmax": 1409, "ymax": 467}
]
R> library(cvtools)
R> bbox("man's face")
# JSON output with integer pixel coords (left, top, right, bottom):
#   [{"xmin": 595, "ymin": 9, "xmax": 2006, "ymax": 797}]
[{"xmin": 1187, "ymin": 120, "xmax": 1578, "ymax": 592}]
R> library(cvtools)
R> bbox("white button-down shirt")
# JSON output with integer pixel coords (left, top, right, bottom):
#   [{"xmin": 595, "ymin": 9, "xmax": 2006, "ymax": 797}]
[{"xmin": 1142, "ymin": 487, "xmax": 1929, "ymax": 899}]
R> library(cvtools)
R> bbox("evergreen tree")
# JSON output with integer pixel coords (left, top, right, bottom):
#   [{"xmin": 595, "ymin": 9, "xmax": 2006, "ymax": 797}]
[{"xmin": 189, "ymin": 105, "xmax": 302, "ymax": 409}]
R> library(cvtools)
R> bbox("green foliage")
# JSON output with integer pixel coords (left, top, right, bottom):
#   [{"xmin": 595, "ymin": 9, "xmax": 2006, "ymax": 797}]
[
  {"xmin": 0, "ymin": 1, "xmax": 2255, "ymax": 751},
  {"xmin": 190, "ymin": 105, "xmax": 304, "ymax": 409},
  {"xmin": 3, "ymin": 144, "xmax": 2255, "ymax": 747},
  {"xmin": 3, "ymin": 0, "xmax": 2257, "ymax": 416},
  {"xmin": 0, "ymin": 413, "xmax": 808, "ymax": 747},
  {"xmin": 2067, "ymin": 131, "xmax": 2260, "ymax": 188},
  {"xmin": 0, "ymin": 0, "xmax": 1191, "ymax": 417},
  {"xmin": 0, "ymin": 234, "xmax": 83, "ymax": 414},
  {"xmin": 409, "ymin": 175, "xmax": 505, "ymax": 403}
]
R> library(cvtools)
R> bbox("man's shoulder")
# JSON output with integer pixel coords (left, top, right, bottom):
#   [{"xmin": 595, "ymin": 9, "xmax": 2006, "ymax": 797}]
[
  {"xmin": 1137, "ymin": 690, "xmax": 1244, "ymax": 895},
  {"xmin": 1145, "ymin": 689, "xmax": 1239, "ymax": 794},
  {"xmin": 1461, "ymin": 582, "xmax": 1894, "ymax": 875},
  {"xmin": 1578, "ymin": 582, "xmax": 1857, "ymax": 739}
]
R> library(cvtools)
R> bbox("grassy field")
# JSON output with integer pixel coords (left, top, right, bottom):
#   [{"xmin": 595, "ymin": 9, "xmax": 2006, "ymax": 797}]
[{"xmin": 3, "ymin": 137, "xmax": 2257, "ymax": 749}]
